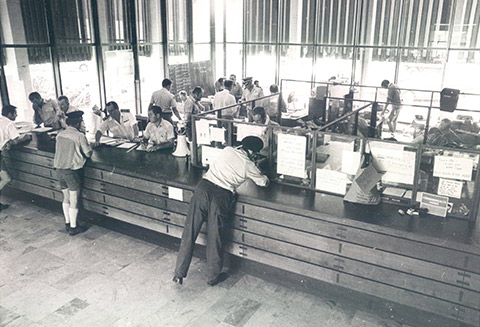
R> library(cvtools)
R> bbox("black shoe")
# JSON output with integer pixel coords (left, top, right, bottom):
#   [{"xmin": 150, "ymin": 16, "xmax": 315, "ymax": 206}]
[
  {"xmin": 65, "ymin": 223, "xmax": 70, "ymax": 233},
  {"xmin": 69, "ymin": 225, "xmax": 88, "ymax": 236},
  {"xmin": 0, "ymin": 203, "xmax": 10, "ymax": 211},
  {"xmin": 207, "ymin": 272, "xmax": 228, "ymax": 286},
  {"xmin": 172, "ymin": 276, "xmax": 183, "ymax": 285}
]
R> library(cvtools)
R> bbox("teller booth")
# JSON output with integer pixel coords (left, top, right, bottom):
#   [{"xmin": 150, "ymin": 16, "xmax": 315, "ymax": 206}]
[{"xmin": 190, "ymin": 95, "xmax": 480, "ymax": 224}]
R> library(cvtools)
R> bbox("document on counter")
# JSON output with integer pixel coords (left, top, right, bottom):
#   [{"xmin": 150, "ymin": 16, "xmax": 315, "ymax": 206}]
[
  {"xmin": 437, "ymin": 178, "xmax": 463, "ymax": 199},
  {"xmin": 277, "ymin": 133, "xmax": 307, "ymax": 179},
  {"xmin": 382, "ymin": 187, "xmax": 406, "ymax": 197},
  {"xmin": 315, "ymin": 169, "xmax": 347, "ymax": 195},
  {"xmin": 116, "ymin": 142, "xmax": 137, "ymax": 149},
  {"xmin": 433, "ymin": 156, "xmax": 473, "ymax": 181},
  {"xmin": 31, "ymin": 127, "xmax": 53, "ymax": 133},
  {"xmin": 99, "ymin": 136, "xmax": 127, "ymax": 146}
]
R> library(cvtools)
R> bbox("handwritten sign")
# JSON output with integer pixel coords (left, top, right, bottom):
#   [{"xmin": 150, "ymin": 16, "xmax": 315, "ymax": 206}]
[
  {"xmin": 341, "ymin": 151, "xmax": 361, "ymax": 175},
  {"xmin": 236, "ymin": 123, "xmax": 265, "ymax": 142},
  {"xmin": 437, "ymin": 178, "xmax": 463, "ymax": 199},
  {"xmin": 420, "ymin": 192, "xmax": 449, "ymax": 217},
  {"xmin": 370, "ymin": 144, "xmax": 415, "ymax": 185},
  {"xmin": 315, "ymin": 169, "xmax": 347, "ymax": 195},
  {"xmin": 201, "ymin": 146, "xmax": 223, "ymax": 166},
  {"xmin": 196, "ymin": 119, "xmax": 211, "ymax": 145},
  {"xmin": 433, "ymin": 156, "xmax": 473, "ymax": 181},
  {"xmin": 277, "ymin": 133, "xmax": 307, "ymax": 178},
  {"xmin": 209, "ymin": 127, "xmax": 225, "ymax": 143}
]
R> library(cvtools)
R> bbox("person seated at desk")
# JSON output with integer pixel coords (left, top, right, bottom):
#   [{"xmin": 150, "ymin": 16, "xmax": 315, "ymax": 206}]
[
  {"xmin": 94, "ymin": 101, "xmax": 138, "ymax": 146},
  {"xmin": 252, "ymin": 106, "xmax": 279, "ymax": 161},
  {"xmin": 142, "ymin": 106, "xmax": 175, "ymax": 152},
  {"xmin": 412, "ymin": 118, "xmax": 463, "ymax": 147},
  {"xmin": 184, "ymin": 87, "xmax": 205, "ymax": 141},
  {"xmin": 262, "ymin": 84, "xmax": 286, "ymax": 123},
  {"xmin": 213, "ymin": 80, "xmax": 237, "ymax": 118},
  {"xmin": 28, "ymin": 91, "xmax": 62, "ymax": 130},
  {"xmin": 0, "ymin": 104, "xmax": 32, "ymax": 211}
]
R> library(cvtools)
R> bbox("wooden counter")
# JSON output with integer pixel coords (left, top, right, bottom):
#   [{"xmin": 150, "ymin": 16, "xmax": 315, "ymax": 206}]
[{"xmin": 4, "ymin": 140, "xmax": 480, "ymax": 327}]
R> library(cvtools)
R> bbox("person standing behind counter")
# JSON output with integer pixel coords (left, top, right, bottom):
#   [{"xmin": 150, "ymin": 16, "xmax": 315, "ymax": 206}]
[
  {"xmin": 94, "ymin": 101, "xmax": 138, "ymax": 146},
  {"xmin": 54, "ymin": 111, "xmax": 92, "ymax": 236},
  {"xmin": 143, "ymin": 106, "xmax": 175, "ymax": 152},
  {"xmin": 229, "ymin": 74, "xmax": 243, "ymax": 102},
  {"xmin": 149, "ymin": 78, "xmax": 182, "ymax": 124},
  {"xmin": 0, "ymin": 105, "xmax": 32, "ymax": 211},
  {"xmin": 173, "ymin": 136, "xmax": 269, "ymax": 286},
  {"xmin": 381, "ymin": 80, "xmax": 402, "ymax": 134},
  {"xmin": 213, "ymin": 80, "xmax": 237, "ymax": 118},
  {"xmin": 184, "ymin": 87, "xmax": 205, "ymax": 141},
  {"xmin": 28, "ymin": 92, "xmax": 62, "ymax": 130}
]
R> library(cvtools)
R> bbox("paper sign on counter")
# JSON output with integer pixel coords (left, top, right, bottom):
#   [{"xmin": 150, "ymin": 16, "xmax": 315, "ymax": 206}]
[
  {"xmin": 341, "ymin": 151, "xmax": 361, "ymax": 175},
  {"xmin": 315, "ymin": 169, "xmax": 347, "ymax": 195},
  {"xmin": 196, "ymin": 119, "xmax": 211, "ymax": 145},
  {"xmin": 420, "ymin": 193, "xmax": 449, "ymax": 217},
  {"xmin": 209, "ymin": 126, "xmax": 225, "ymax": 143},
  {"xmin": 433, "ymin": 156, "xmax": 473, "ymax": 181},
  {"xmin": 168, "ymin": 186, "xmax": 183, "ymax": 202},
  {"xmin": 277, "ymin": 134, "xmax": 307, "ymax": 178},
  {"xmin": 437, "ymin": 178, "xmax": 463, "ymax": 199}
]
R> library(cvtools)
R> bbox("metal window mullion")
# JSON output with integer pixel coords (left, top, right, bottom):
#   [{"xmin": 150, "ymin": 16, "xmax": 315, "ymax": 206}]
[
  {"xmin": 128, "ymin": 0, "xmax": 141, "ymax": 115},
  {"xmin": 423, "ymin": 0, "xmax": 434, "ymax": 48},
  {"xmin": 242, "ymin": 0, "xmax": 247, "ymax": 77},
  {"xmin": 404, "ymin": 0, "xmax": 414, "ymax": 47},
  {"xmin": 441, "ymin": 0, "xmax": 459, "ymax": 89},
  {"xmin": 210, "ymin": 0, "xmax": 216, "ymax": 78},
  {"xmin": 223, "ymin": 0, "xmax": 226, "ymax": 76},
  {"xmin": 394, "ymin": 0, "xmax": 406, "ymax": 84},
  {"xmin": 44, "ymin": 0, "xmax": 62, "ymax": 97},
  {"xmin": 91, "ymin": 0, "xmax": 106, "ymax": 107},
  {"xmin": 160, "ymin": 0, "xmax": 168, "ymax": 76},
  {"xmin": 414, "ymin": 0, "xmax": 425, "ymax": 47},
  {"xmin": 466, "ymin": 0, "xmax": 477, "ymax": 47},
  {"xmin": 275, "ymin": 0, "xmax": 281, "ymax": 85},
  {"xmin": 186, "ymin": 0, "xmax": 193, "ymax": 63}
]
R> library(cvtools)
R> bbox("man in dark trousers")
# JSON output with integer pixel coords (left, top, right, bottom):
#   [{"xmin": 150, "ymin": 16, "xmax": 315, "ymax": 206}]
[{"xmin": 174, "ymin": 136, "xmax": 269, "ymax": 286}]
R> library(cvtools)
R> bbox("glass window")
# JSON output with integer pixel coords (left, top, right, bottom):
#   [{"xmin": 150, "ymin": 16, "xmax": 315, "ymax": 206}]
[
  {"xmin": 192, "ymin": 45, "xmax": 214, "ymax": 95},
  {"xmin": 215, "ymin": 0, "xmax": 224, "ymax": 43},
  {"xmin": 167, "ymin": 0, "xmax": 187, "ymax": 42},
  {"xmin": 215, "ymin": 43, "xmax": 225, "ymax": 78},
  {"xmin": 450, "ymin": 0, "xmax": 479, "ymax": 48},
  {"xmin": 444, "ymin": 50, "xmax": 480, "ymax": 96},
  {"xmin": 357, "ymin": 0, "xmax": 401, "ymax": 46},
  {"xmin": 279, "ymin": 45, "xmax": 313, "ymax": 82},
  {"xmin": 0, "ymin": 0, "xmax": 49, "ymax": 45},
  {"xmin": 354, "ymin": 47, "xmax": 397, "ymax": 88},
  {"xmin": 136, "ymin": 0, "xmax": 163, "ymax": 43},
  {"xmin": 193, "ymin": 0, "xmax": 211, "ymax": 43},
  {"xmin": 193, "ymin": 43, "xmax": 210, "ymax": 62},
  {"xmin": 245, "ymin": 0, "xmax": 278, "ymax": 43},
  {"xmin": 315, "ymin": 46, "xmax": 353, "ymax": 82},
  {"xmin": 139, "ymin": 44, "xmax": 164, "ymax": 115},
  {"xmin": 3, "ymin": 47, "xmax": 55, "ymax": 122},
  {"xmin": 51, "ymin": 0, "xmax": 93, "ymax": 44},
  {"xmin": 281, "ymin": 0, "xmax": 314, "ymax": 44},
  {"xmin": 58, "ymin": 46, "xmax": 100, "ymax": 109},
  {"xmin": 97, "ymin": 0, "xmax": 133, "ymax": 44},
  {"xmin": 397, "ymin": 48, "xmax": 446, "ymax": 92},
  {"xmin": 102, "ymin": 46, "xmax": 135, "ymax": 110},
  {"xmin": 316, "ymin": 0, "xmax": 356, "ymax": 45},
  {"xmin": 225, "ymin": 44, "xmax": 243, "ymax": 80},
  {"xmin": 225, "ymin": 0, "xmax": 243, "ymax": 42},
  {"xmin": 246, "ymin": 44, "xmax": 276, "ymax": 88}
]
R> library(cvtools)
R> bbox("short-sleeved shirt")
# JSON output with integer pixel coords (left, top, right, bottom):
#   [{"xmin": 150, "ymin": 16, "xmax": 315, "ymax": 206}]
[
  {"xmin": 98, "ymin": 113, "xmax": 137, "ymax": 140},
  {"xmin": 0, "ymin": 116, "xmax": 20, "ymax": 150},
  {"xmin": 144, "ymin": 119, "xmax": 174, "ymax": 145},
  {"xmin": 184, "ymin": 96, "xmax": 205, "ymax": 123},
  {"xmin": 242, "ymin": 86, "xmax": 264, "ymax": 105},
  {"xmin": 204, "ymin": 146, "xmax": 268, "ymax": 192},
  {"xmin": 230, "ymin": 82, "xmax": 243, "ymax": 100},
  {"xmin": 213, "ymin": 90, "xmax": 237, "ymax": 116},
  {"xmin": 54, "ymin": 126, "xmax": 92, "ymax": 170},
  {"xmin": 150, "ymin": 88, "xmax": 177, "ymax": 114},
  {"xmin": 387, "ymin": 83, "xmax": 402, "ymax": 106},
  {"xmin": 33, "ymin": 99, "xmax": 61, "ymax": 128}
]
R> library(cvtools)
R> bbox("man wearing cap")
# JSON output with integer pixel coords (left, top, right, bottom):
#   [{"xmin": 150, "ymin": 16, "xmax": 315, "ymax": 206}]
[
  {"xmin": 174, "ymin": 136, "xmax": 269, "ymax": 286},
  {"xmin": 241, "ymin": 77, "xmax": 264, "ymax": 119},
  {"xmin": 0, "ymin": 105, "xmax": 32, "ymax": 211},
  {"xmin": 54, "ymin": 111, "xmax": 92, "ymax": 236}
]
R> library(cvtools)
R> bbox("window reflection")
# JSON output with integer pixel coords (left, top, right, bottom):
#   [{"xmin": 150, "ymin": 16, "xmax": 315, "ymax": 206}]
[{"xmin": 102, "ymin": 46, "xmax": 135, "ymax": 110}]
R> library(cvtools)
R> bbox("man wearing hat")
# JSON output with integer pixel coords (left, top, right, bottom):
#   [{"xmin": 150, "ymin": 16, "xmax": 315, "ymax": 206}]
[
  {"xmin": 241, "ymin": 77, "xmax": 264, "ymax": 119},
  {"xmin": 174, "ymin": 136, "xmax": 269, "ymax": 286},
  {"xmin": 0, "ymin": 105, "xmax": 32, "ymax": 211},
  {"xmin": 54, "ymin": 111, "xmax": 92, "ymax": 236}
]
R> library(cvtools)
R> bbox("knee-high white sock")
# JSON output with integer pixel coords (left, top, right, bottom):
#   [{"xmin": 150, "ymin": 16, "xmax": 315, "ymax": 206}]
[
  {"xmin": 62, "ymin": 203, "xmax": 70, "ymax": 224},
  {"xmin": 69, "ymin": 208, "xmax": 79, "ymax": 228}
]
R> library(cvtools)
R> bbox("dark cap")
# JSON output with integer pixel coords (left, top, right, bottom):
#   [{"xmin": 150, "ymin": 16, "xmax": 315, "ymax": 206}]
[
  {"xmin": 242, "ymin": 76, "xmax": 253, "ymax": 82},
  {"xmin": 242, "ymin": 136, "xmax": 264, "ymax": 152},
  {"xmin": 65, "ymin": 111, "xmax": 84, "ymax": 125}
]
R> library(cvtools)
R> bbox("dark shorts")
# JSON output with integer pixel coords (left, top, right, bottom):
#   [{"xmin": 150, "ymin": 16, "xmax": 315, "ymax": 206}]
[
  {"xmin": 57, "ymin": 169, "xmax": 83, "ymax": 191},
  {"xmin": 0, "ymin": 151, "xmax": 10, "ymax": 174}
]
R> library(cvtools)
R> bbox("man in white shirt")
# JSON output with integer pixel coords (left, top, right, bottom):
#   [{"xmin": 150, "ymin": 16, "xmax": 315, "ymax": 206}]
[
  {"xmin": 174, "ymin": 136, "xmax": 269, "ymax": 286},
  {"xmin": 143, "ymin": 106, "xmax": 175, "ymax": 152},
  {"xmin": 57, "ymin": 95, "xmax": 79, "ymax": 129},
  {"xmin": 0, "ymin": 105, "xmax": 32, "ymax": 211},
  {"xmin": 184, "ymin": 87, "xmax": 205, "ymax": 141},
  {"xmin": 149, "ymin": 78, "xmax": 181, "ymax": 124},
  {"xmin": 213, "ymin": 80, "xmax": 237, "ymax": 118},
  {"xmin": 94, "ymin": 101, "xmax": 138, "ymax": 146}
]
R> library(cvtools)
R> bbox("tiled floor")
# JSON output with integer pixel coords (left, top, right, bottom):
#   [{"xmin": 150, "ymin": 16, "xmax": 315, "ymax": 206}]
[{"xmin": 1, "ymin": 194, "xmax": 414, "ymax": 327}]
